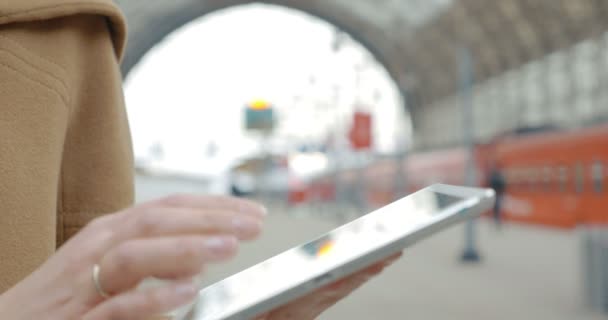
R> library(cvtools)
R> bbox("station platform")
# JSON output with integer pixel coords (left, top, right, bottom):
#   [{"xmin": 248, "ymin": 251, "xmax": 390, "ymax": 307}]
[{"xmin": 135, "ymin": 175, "xmax": 606, "ymax": 320}]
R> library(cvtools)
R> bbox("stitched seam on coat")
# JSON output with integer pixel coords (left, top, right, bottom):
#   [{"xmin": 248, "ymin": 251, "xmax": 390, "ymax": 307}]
[
  {"xmin": 0, "ymin": 35, "xmax": 70, "ymax": 97},
  {"xmin": 0, "ymin": 35, "xmax": 69, "ymax": 76},
  {"xmin": 0, "ymin": 61, "xmax": 69, "ymax": 106},
  {"xmin": 0, "ymin": 45, "xmax": 70, "ymax": 104}
]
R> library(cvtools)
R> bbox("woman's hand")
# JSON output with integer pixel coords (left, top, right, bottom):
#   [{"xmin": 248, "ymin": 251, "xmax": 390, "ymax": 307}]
[
  {"xmin": 0, "ymin": 195, "xmax": 266, "ymax": 320},
  {"xmin": 257, "ymin": 253, "xmax": 402, "ymax": 320}
]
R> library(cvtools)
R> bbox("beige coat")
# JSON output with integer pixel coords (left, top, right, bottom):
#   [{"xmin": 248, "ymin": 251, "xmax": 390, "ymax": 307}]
[{"xmin": 0, "ymin": 0, "xmax": 134, "ymax": 292}]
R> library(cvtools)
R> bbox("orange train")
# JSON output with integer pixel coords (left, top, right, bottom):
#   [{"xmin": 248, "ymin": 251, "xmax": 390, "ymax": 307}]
[
  {"xmin": 491, "ymin": 124, "xmax": 608, "ymax": 228},
  {"xmin": 307, "ymin": 124, "xmax": 608, "ymax": 229}
]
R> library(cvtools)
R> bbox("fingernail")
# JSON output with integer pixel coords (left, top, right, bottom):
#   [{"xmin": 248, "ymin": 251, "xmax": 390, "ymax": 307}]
[
  {"xmin": 369, "ymin": 266, "xmax": 384, "ymax": 275},
  {"xmin": 174, "ymin": 283, "xmax": 197, "ymax": 298},
  {"xmin": 232, "ymin": 217, "xmax": 262, "ymax": 238},
  {"xmin": 259, "ymin": 205, "xmax": 268, "ymax": 216},
  {"xmin": 238, "ymin": 202, "xmax": 268, "ymax": 218},
  {"xmin": 384, "ymin": 256, "xmax": 401, "ymax": 265},
  {"xmin": 204, "ymin": 236, "xmax": 237, "ymax": 254}
]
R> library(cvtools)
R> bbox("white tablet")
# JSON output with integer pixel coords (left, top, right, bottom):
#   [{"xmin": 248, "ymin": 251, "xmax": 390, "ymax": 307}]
[{"xmin": 177, "ymin": 184, "xmax": 495, "ymax": 320}]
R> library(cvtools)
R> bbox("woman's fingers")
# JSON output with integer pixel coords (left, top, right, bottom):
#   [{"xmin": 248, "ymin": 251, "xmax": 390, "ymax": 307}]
[
  {"xmin": 83, "ymin": 281, "xmax": 198, "ymax": 320},
  {"xmin": 121, "ymin": 208, "xmax": 264, "ymax": 241},
  {"xmin": 65, "ymin": 195, "xmax": 266, "ymax": 310},
  {"xmin": 93, "ymin": 195, "xmax": 266, "ymax": 248},
  {"xmin": 327, "ymin": 252, "xmax": 403, "ymax": 290},
  {"xmin": 98, "ymin": 235, "xmax": 238, "ymax": 295},
  {"xmin": 264, "ymin": 253, "xmax": 403, "ymax": 320},
  {"xmin": 151, "ymin": 194, "xmax": 267, "ymax": 218}
]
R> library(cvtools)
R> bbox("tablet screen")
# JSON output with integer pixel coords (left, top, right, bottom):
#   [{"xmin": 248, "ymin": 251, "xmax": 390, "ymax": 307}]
[{"xmin": 188, "ymin": 189, "xmax": 467, "ymax": 319}]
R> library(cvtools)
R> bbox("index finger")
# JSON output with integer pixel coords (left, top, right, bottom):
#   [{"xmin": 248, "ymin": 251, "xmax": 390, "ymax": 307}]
[
  {"xmin": 328, "ymin": 251, "xmax": 403, "ymax": 290},
  {"xmin": 149, "ymin": 194, "xmax": 268, "ymax": 218},
  {"xmin": 83, "ymin": 282, "xmax": 198, "ymax": 320}
]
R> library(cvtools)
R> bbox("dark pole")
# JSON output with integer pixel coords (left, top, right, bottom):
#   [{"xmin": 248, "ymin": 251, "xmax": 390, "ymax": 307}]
[{"xmin": 459, "ymin": 46, "xmax": 482, "ymax": 263}]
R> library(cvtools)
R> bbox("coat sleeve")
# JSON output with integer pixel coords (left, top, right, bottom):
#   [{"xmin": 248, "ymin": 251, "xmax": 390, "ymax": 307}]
[{"xmin": 0, "ymin": 14, "xmax": 133, "ymax": 293}]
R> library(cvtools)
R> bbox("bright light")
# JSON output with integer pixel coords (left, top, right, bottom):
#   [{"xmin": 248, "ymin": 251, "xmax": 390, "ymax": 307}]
[
  {"xmin": 289, "ymin": 152, "xmax": 329, "ymax": 178},
  {"xmin": 124, "ymin": 4, "xmax": 411, "ymax": 178}
]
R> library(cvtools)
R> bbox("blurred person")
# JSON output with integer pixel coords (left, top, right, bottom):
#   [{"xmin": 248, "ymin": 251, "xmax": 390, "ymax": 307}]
[
  {"xmin": 0, "ymin": 0, "xmax": 399, "ymax": 319},
  {"xmin": 488, "ymin": 167, "xmax": 506, "ymax": 228}
]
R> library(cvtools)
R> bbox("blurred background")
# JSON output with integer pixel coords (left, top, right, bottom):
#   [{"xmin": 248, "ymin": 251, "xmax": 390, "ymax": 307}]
[{"xmin": 117, "ymin": 0, "xmax": 608, "ymax": 318}]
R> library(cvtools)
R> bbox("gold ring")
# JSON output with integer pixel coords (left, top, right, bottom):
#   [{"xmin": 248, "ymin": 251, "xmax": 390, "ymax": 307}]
[{"xmin": 92, "ymin": 264, "xmax": 111, "ymax": 299}]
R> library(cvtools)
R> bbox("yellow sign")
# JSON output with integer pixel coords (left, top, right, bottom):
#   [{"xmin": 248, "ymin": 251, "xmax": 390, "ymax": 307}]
[{"xmin": 249, "ymin": 99, "xmax": 271, "ymax": 110}]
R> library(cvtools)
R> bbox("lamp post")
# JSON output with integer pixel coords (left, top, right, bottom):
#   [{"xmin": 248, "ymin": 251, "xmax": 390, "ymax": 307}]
[{"xmin": 459, "ymin": 46, "xmax": 481, "ymax": 263}]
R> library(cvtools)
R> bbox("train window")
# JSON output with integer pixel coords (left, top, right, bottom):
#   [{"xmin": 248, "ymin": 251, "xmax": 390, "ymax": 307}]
[
  {"xmin": 515, "ymin": 168, "xmax": 525, "ymax": 186},
  {"xmin": 542, "ymin": 166, "xmax": 552, "ymax": 191},
  {"xmin": 592, "ymin": 161, "xmax": 604, "ymax": 193},
  {"xmin": 506, "ymin": 168, "xmax": 521, "ymax": 187},
  {"xmin": 501, "ymin": 169, "xmax": 510, "ymax": 185},
  {"xmin": 575, "ymin": 163, "xmax": 585, "ymax": 194},
  {"xmin": 528, "ymin": 167, "xmax": 540, "ymax": 191},
  {"xmin": 558, "ymin": 166, "xmax": 568, "ymax": 192}
]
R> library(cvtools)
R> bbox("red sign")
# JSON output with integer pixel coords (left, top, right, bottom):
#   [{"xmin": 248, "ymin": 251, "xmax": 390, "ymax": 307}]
[{"xmin": 348, "ymin": 111, "xmax": 372, "ymax": 150}]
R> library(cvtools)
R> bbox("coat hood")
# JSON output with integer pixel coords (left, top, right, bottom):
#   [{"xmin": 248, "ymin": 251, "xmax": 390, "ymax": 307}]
[{"xmin": 0, "ymin": 0, "xmax": 127, "ymax": 60}]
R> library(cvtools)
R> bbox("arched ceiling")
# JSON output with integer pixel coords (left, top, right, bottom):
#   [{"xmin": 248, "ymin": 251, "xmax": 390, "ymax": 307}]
[{"xmin": 115, "ymin": 0, "xmax": 608, "ymax": 113}]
